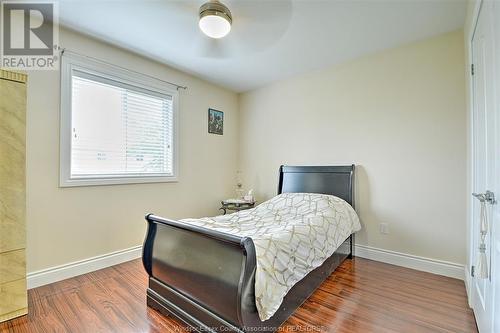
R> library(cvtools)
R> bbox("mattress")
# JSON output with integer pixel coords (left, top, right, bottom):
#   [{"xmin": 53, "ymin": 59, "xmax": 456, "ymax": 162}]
[{"xmin": 182, "ymin": 192, "xmax": 361, "ymax": 321}]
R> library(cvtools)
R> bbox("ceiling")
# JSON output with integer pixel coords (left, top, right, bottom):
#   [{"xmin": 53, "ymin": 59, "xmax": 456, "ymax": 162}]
[{"xmin": 59, "ymin": 0, "xmax": 467, "ymax": 92}]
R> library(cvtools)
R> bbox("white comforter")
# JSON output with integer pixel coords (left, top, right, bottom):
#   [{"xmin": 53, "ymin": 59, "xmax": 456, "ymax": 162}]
[{"xmin": 182, "ymin": 193, "xmax": 361, "ymax": 321}]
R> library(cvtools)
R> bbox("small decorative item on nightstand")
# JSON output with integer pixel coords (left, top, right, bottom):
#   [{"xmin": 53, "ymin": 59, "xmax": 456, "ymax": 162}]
[
  {"xmin": 243, "ymin": 189, "xmax": 254, "ymax": 202},
  {"xmin": 220, "ymin": 198, "xmax": 255, "ymax": 215}
]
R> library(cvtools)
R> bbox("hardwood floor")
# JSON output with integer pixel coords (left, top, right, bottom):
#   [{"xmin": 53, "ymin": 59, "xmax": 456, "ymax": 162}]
[{"xmin": 0, "ymin": 258, "xmax": 477, "ymax": 333}]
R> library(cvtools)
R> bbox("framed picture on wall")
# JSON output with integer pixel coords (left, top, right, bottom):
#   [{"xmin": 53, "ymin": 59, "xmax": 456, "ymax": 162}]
[{"xmin": 208, "ymin": 108, "xmax": 223, "ymax": 135}]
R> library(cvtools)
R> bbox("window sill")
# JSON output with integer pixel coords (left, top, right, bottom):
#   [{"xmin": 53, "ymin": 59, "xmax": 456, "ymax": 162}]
[{"xmin": 59, "ymin": 175, "xmax": 178, "ymax": 187}]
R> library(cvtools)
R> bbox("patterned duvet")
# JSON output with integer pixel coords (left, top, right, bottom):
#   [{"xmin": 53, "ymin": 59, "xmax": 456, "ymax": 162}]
[{"xmin": 181, "ymin": 193, "xmax": 361, "ymax": 321}]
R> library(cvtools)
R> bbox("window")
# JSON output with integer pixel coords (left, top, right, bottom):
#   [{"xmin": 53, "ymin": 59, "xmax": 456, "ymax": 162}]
[{"xmin": 60, "ymin": 53, "xmax": 178, "ymax": 186}]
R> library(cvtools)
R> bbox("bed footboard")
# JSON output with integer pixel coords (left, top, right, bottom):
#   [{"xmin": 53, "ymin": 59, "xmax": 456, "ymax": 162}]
[{"xmin": 143, "ymin": 214, "xmax": 257, "ymax": 331}]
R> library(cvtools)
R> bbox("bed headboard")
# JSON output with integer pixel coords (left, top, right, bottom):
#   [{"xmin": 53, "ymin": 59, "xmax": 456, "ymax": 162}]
[{"xmin": 278, "ymin": 165, "xmax": 355, "ymax": 208}]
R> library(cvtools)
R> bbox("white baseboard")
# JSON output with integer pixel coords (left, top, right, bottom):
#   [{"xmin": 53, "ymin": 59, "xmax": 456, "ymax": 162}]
[
  {"xmin": 355, "ymin": 244, "xmax": 465, "ymax": 280},
  {"xmin": 27, "ymin": 243, "xmax": 464, "ymax": 289},
  {"xmin": 27, "ymin": 245, "xmax": 142, "ymax": 289}
]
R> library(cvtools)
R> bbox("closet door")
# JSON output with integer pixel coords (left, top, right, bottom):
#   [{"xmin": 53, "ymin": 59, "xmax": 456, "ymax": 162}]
[{"xmin": 0, "ymin": 70, "xmax": 27, "ymax": 322}]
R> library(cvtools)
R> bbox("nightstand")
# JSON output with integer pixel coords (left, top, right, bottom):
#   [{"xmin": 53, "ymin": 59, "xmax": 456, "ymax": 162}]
[{"xmin": 220, "ymin": 200, "xmax": 255, "ymax": 215}]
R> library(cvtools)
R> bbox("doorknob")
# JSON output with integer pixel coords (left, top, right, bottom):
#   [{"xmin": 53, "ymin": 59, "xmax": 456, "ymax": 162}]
[{"xmin": 472, "ymin": 190, "xmax": 496, "ymax": 204}]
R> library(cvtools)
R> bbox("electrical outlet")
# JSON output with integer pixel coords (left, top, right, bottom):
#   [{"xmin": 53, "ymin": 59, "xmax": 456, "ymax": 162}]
[{"xmin": 379, "ymin": 223, "xmax": 389, "ymax": 235}]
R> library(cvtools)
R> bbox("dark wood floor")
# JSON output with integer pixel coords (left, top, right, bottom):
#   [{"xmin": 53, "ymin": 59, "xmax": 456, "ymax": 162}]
[{"xmin": 0, "ymin": 258, "xmax": 477, "ymax": 333}]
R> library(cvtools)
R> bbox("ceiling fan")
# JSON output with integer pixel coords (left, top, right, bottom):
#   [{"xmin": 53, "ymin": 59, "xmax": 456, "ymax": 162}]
[{"xmin": 173, "ymin": 0, "xmax": 293, "ymax": 58}]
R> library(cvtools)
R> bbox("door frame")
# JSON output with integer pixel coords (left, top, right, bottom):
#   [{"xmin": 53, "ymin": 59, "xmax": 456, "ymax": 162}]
[{"xmin": 466, "ymin": 0, "xmax": 483, "ymax": 307}]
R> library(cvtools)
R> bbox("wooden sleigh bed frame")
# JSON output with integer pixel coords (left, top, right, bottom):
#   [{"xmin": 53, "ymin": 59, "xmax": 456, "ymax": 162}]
[{"xmin": 142, "ymin": 165, "xmax": 356, "ymax": 333}]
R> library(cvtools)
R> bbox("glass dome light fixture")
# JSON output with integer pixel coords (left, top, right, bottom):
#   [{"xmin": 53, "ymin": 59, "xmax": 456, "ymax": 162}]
[{"xmin": 199, "ymin": 0, "xmax": 232, "ymax": 39}]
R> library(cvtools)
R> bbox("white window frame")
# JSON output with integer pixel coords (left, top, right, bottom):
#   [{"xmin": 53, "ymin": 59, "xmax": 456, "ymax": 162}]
[{"xmin": 60, "ymin": 52, "xmax": 179, "ymax": 187}]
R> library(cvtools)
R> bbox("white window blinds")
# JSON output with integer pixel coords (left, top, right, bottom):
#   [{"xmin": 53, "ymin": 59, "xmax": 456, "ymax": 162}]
[{"xmin": 70, "ymin": 70, "xmax": 174, "ymax": 179}]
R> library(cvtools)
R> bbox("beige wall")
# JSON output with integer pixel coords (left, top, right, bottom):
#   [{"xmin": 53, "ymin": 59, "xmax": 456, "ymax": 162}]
[
  {"xmin": 238, "ymin": 30, "xmax": 466, "ymax": 264},
  {"xmin": 25, "ymin": 28, "xmax": 467, "ymax": 272},
  {"xmin": 26, "ymin": 28, "xmax": 239, "ymax": 273}
]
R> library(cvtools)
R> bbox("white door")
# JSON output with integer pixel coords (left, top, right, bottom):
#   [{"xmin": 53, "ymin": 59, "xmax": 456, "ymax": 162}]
[
  {"xmin": 494, "ymin": 4, "xmax": 500, "ymax": 332},
  {"xmin": 471, "ymin": 2, "xmax": 499, "ymax": 332}
]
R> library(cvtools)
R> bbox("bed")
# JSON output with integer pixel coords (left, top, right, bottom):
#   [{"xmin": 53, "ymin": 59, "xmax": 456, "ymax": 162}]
[{"xmin": 142, "ymin": 165, "xmax": 357, "ymax": 332}]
